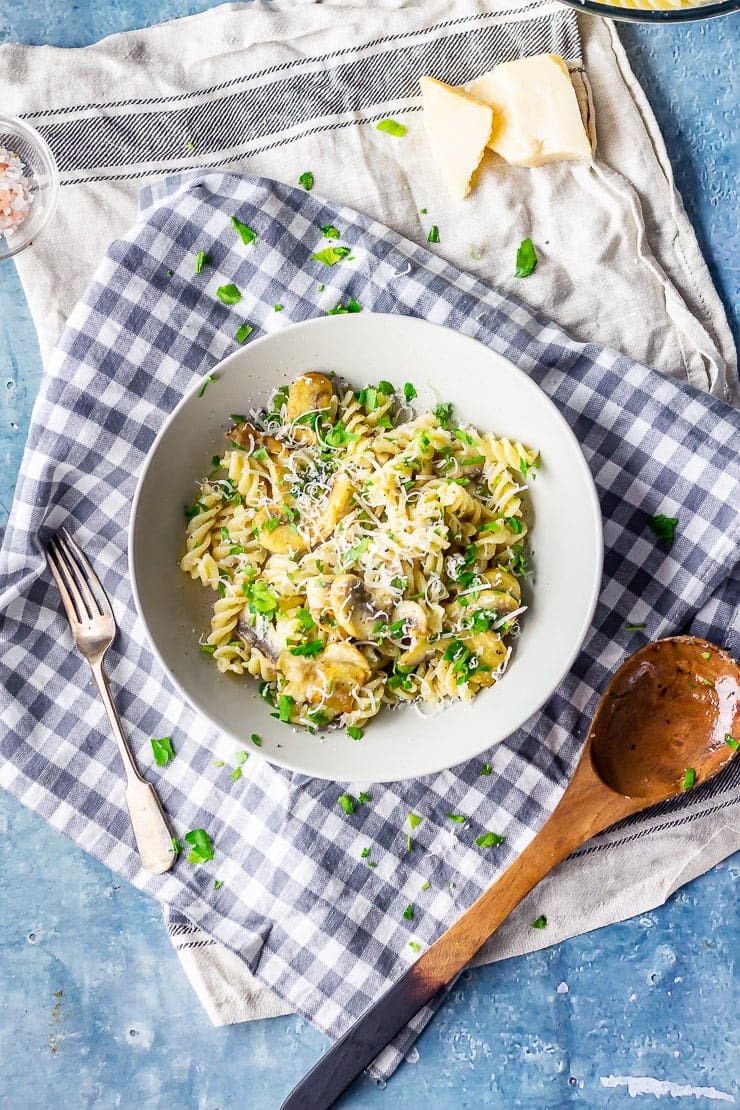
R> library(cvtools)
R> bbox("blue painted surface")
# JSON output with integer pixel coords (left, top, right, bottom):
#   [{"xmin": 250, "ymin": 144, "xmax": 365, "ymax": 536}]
[{"xmin": 0, "ymin": 5, "xmax": 737, "ymax": 1108}]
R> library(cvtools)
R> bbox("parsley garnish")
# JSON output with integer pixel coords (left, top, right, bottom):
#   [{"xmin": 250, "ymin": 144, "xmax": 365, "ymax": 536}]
[
  {"xmin": 289, "ymin": 640, "xmax": 324, "ymax": 658},
  {"xmin": 648, "ymin": 513, "xmax": 678, "ymax": 549},
  {"xmin": 311, "ymin": 245, "xmax": 352, "ymax": 267},
  {"xmin": 195, "ymin": 250, "xmax": 210, "ymax": 274},
  {"xmin": 421, "ymin": 881, "xmax": 431, "ymax": 891},
  {"xmin": 377, "ymin": 380, "xmax": 394, "ymax": 395},
  {"xmin": 277, "ymin": 694, "xmax": 293, "ymax": 723},
  {"xmin": 515, "ymin": 237, "xmax": 538, "ymax": 278},
  {"xmin": 403, "ymin": 382, "xmax": 417, "ymax": 402},
  {"xmin": 358, "ymin": 792, "xmax": 371, "ymax": 805},
  {"xmin": 321, "ymin": 224, "xmax": 340, "ymax": 239},
  {"xmin": 434, "ymin": 402, "xmax": 453, "ymax": 429},
  {"xmin": 243, "ymin": 580, "xmax": 279, "ymax": 615},
  {"xmin": 150, "ymin": 736, "xmax": 175, "ymax": 766},
  {"xmin": 427, "ymin": 224, "xmax": 440, "ymax": 244},
  {"xmin": 343, "ymin": 537, "xmax": 370, "ymax": 565},
  {"xmin": 326, "ymin": 298, "xmax": 362, "ymax": 315},
  {"xmin": 296, "ymin": 608, "xmax": 315, "ymax": 631},
  {"xmin": 532, "ymin": 914, "xmax": 548, "ymax": 929},
  {"xmin": 476, "ymin": 831, "xmax": 506, "ymax": 848},
  {"xmin": 408, "ymin": 813, "xmax": 422, "ymax": 829},
  {"xmin": 184, "ymin": 828, "xmax": 214, "ymax": 865},
  {"xmin": 236, "ymin": 323, "xmax": 253, "ymax": 344},
  {"xmin": 216, "ymin": 283, "xmax": 242, "ymax": 305},
  {"xmin": 408, "ymin": 941, "xmax": 421, "ymax": 952},
  {"xmin": 376, "ymin": 118, "xmax": 407, "ymax": 137},
  {"xmin": 347, "ymin": 726, "xmax": 364, "ymax": 740},
  {"xmin": 274, "ymin": 303, "xmax": 283, "ymax": 312},
  {"xmin": 402, "ymin": 904, "xmax": 414, "ymax": 921},
  {"xmin": 725, "ymin": 734, "xmax": 739, "ymax": 750},
  {"xmin": 445, "ymin": 813, "xmax": 467, "ymax": 823},
  {"xmin": 626, "ymin": 622, "xmax": 646, "ymax": 631},
  {"xmin": 298, "ymin": 171, "xmax": 314, "ymax": 191},
  {"xmin": 214, "ymin": 879, "xmax": 224, "ymax": 890},
  {"xmin": 250, "ymin": 734, "xmax": 262, "ymax": 748},
  {"xmin": 198, "ymin": 375, "xmax": 216, "ymax": 398},
  {"xmin": 479, "ymin": 762, "xmax": 492, "ymax": 776},
  {"xmin": 338, "ymin": 794, "xmax": 356, "ymax": 815},
  {"xmin": 231, "ymin": 216, "xmax": 256, "ymax": 246},
  {"xmin": 230, "ymin": 766, "xmax": 242, "ymax": 781},
  {"xmin": 171, "ymin": 838, "xmax": 181, "ymax": 854},
  {"xmin": 681, "ymin": 767, "xmax": 696, "ymax": 790}
]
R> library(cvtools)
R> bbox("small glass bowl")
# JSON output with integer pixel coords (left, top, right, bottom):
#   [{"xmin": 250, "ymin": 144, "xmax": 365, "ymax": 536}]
[{"xmin": 0, "ymin": 111, "xmax": 59, "ymax": 262}]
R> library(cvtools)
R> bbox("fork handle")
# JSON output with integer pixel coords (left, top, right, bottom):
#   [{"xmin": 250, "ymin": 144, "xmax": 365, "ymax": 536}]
[{"xmin": 91, "ymin": 662, "xmax": 177, "ymax": 875}]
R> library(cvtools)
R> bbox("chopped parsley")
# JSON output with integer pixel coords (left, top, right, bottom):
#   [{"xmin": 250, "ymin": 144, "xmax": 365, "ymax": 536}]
[
  {"xmin": 445, "ymin": 812, "xmax": 467, "ymax": 824},
  {"xmin": 243, "ymin": 580, "xmax": 279, "ymax": 615},
  {"xmin": 344, "ymin": 537, "xmax": 370, "ymax": 565},
  {"xmin": 171, "ymin": 838, "xmax": 181, "ymax": 854},
  {"xmin": 504, "ymin": 515, "xmax": 523, "ymax": 535},
  {"xmin": 150, "ymin": 736, "xmax": 175, "ymax": 766},
  {"xmin": 358, "ymin": 792, "xmax": 372, "ymax": 805},
  {"xmin": 311, "ymin": 245, "xmax": 352, "ymax": 267},
  {"xmin": 195, "ymin": 250, "xmax": 211, "ymax": 274},
  {"xmin": 321, "ymin": 224, "xmax": 340, "ymax": 239},
  {"xmin": 250, "ymin": 734, "xmax": 262, "ymax": 748},
  {"xmin": 296, "ymin": 608, "xmax": 315, "ymax": 630},
  {"xmin": 532, "ymin": 914, "xmax": 548, "ymax": 929},
  {"xmin": 725, "ymin": 734, "xmax": 739, "ymax": 751},
  {"xmin": 289, "ymin": 640, "xmax": 324, "ymax": 658},
  {"xmin": 376, "ymin": 118, "xmax": 407, "ymax": 137},
  {"xmin": 347, "ymin": 725, "xmax": 364, "ymax": 740},
  {"xmin": 326, "ymin": 298, "xmax": 362, "ymax": 315},
  {"xmin": 648, "ymin": 513, "xmax": 678, "ymax": 549},
  {"xmin": 515, "ymin": 238, "xmax": 538, "ymax": 278},
  {"xmin": 408, "ymin": 813, "xmax": 422, "ymax": 829},
  {"xmin": 236, "ymin": 323, "xmax": 253, "ymax": 344},
  {"xmin": 230, "ymin": 766, "xmax": 242, "ymax": 781},
  {"xmin": 427, "ymin": 224, "xmax": 440, "ymax": 244},
  {"xmin": 420, "ymin": 881, "xmax": 431, "ymax": 891},
  {"xmin": 214, "ymin": 879, "xmax": 224, "ymax": 890},
  {"xmin": 231, "ymin": 216, "xmax": 256, "ymax": 246},
  {"xmin": 184, "ymin": 828, "xmax": 214, "ymax": 865},
  {"xmin": 377, "ymin": 380, "xmax": 394, "ymax": 395},
  {"xmin": 198, "ymin": 375, "xmax": 216, "ymax": 398},
  {"xmin": 360, "ymin": 847, "xmax": 370, "ymax": 858},
  {"xmin": 338, "ymin": 793, "xmax": 356, "ymax": 815},
  {"xmin": 277, "ymin": 694, "xmax": 293, "ymax": 723},
  {"xmin": 298, "ymin": 171, "xmax": 314, "ymax": 191},
  {"xmin": 408, "ymin": 941, "xmax": 421, "ymax": 953},
  {"xmin": 402, "ymin": 904, "xmax": 414, "ymax": 921},
  {"xmin": 700, "ymin": 651, "xmax": 711, "ymax": 660},
  {"xmin": 626, "ymin": 622, "xmax": 647, "ymax": 631},
  {"xmin": 476, "ymin": 831, "xmax": 506, "ymax": 848},
  {"xmin": 434, "ymin": 402, "xmax": 453, "ymax": 429},
  {"xmin": 216, "ymin": 283, "xmax": 242, "ymax": 305},
  {"xmin": 479, "ymin": 762, "xmax": 492, "ymax": 776},
  {"xmin": 403, "ymin": 382, "xmax": 417, "ymax": 402},
  {"xmin": 681, "ymin": 767, "xmax": 696, "ymax": 791},
  {"xmin": 274, "ymin": 303, "xmax": 283, "ymax": 312}
]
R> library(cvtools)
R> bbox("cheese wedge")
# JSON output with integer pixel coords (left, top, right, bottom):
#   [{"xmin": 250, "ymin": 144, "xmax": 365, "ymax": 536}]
[
  {"xmin": 419, "ymin": 76, "xmax": 494, "ymax": 199},
  {"xmin": 466, "ymin": 54, "xmax": 592, "ymax": 167}
]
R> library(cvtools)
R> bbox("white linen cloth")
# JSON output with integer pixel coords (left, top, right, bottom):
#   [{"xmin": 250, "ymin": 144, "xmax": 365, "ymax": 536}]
[{"xmin": 1, "ymin": 0, "xmax": 737, "ymax": 1035}]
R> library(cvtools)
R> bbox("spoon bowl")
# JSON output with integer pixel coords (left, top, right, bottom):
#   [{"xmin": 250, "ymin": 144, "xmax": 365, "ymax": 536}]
[{"xmin": 591, "ymin": 636, "xmax": 739, "ymax": 800}]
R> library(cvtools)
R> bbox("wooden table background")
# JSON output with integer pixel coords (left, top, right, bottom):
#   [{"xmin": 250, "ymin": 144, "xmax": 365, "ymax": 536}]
[{"xmin": 0, "ymin": 4, "xmax": 737, "ymax": 1107}]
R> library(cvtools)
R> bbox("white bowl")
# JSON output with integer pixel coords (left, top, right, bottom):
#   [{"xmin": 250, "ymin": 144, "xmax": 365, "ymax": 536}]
[{"xmin": 130, "ymin": 314, "xmax": 603, "ymax": 783}]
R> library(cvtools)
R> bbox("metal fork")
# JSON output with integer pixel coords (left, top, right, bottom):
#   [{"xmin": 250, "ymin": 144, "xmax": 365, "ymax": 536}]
[{"xmin": 43, "ymin": 528, "xmax": 176, "ymax": 875}]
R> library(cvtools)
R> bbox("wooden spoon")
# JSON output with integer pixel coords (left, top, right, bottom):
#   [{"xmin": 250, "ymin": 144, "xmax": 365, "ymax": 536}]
[{"xmin": 280, "ymin": 636, "xmax": 739, "ymax": 1110}]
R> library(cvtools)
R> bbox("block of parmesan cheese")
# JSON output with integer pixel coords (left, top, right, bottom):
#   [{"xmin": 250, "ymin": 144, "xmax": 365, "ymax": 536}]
[
  {"xmin": 465, "ymin": 54, "xmax": 592, "ymax": 167},
  {"xmin": 419, "ymin": 76, "xmax": 494, "ymax": 199}
]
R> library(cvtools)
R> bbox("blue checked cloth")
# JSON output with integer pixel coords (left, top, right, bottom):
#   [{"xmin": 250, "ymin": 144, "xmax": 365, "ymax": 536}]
[{"xmin": 1, "ymin": 172, "xmax": 738, "ymax": 1081}]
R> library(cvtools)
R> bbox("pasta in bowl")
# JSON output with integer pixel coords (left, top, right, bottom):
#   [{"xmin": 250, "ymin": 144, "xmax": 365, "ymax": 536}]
[
  {"xmin": 130, "ymin": 314, "xmax": 602, "ymax": 782},
  {"xmin": 181, "ymin": 371, "xmax": 538, "ymax": 732}
]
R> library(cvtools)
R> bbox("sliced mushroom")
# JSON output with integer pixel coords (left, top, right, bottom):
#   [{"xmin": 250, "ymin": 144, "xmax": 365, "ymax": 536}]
[
  {"xmin": 305, "ymin": 576, "xmax": 333, "ymax": 618},
  {"xmin": 483, "ymin": 568, "xmax": 521, "ymax": 601},
  {"xmin": 393, "ymin": 601, "xmax": 433, "ymax": 667},
  {"xmin": 253, "ymin": 508, "xmax": 310, "ymax": 556},
  {"xmin": 330, "ymin": 574, "xmax": 384, "ymax": 639},
  {"xmin": 237, "ymin": 611, "xmax": 283, "ymax": 663},
  {"xmin": 286, "ymin": 372, "xmax": 334, "ymax": 423},
  {"xmin": 317, "ymin": 473, "xmax": 354, "ymax": 537},
  {"xmin": 279, "ymin": 640, "xmax": 371, "ymax": 716},
  {"xmin": 465, "ymin": 631, "xmax": 508, "ymax": 688}
]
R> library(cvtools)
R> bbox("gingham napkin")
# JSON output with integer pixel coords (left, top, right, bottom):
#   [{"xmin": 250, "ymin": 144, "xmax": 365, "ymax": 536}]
[{"xmin": 1, "ymin": 170, "xmax": 738, "ymax": 1080}]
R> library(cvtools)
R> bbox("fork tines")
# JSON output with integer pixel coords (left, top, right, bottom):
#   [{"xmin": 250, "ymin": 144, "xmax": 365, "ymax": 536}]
[{"xmin": 44, "ymin": 529, "xmax": 113, "ymax": 627}]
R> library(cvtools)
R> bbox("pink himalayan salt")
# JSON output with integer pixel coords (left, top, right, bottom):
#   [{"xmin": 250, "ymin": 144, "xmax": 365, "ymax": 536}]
[{"xmin": 0, "ymin": 147, "xmax": 33, "ymax": 233}]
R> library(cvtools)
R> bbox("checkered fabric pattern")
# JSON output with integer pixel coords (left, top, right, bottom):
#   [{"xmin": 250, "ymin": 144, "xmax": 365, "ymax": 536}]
[{"xmin": 1, "ymin": 172, "xmax": 738, "ymax": 1079}]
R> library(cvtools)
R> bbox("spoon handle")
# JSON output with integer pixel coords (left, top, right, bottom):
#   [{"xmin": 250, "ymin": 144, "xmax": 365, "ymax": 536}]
[{"xmin": 280, "ymin": 752, "xmax": 639, "ymax": 1110}]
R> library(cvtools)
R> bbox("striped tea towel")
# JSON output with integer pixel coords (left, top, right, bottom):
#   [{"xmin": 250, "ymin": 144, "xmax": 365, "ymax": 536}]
[{"xmin": 0, "ymin": 169, "xmax": 738, "ymax": 1081}]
